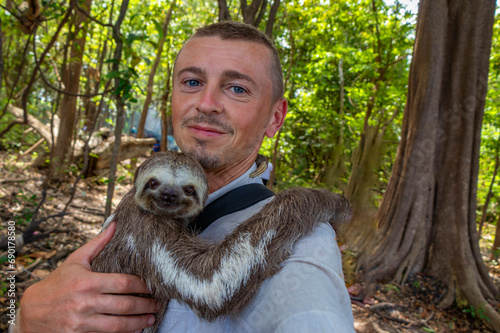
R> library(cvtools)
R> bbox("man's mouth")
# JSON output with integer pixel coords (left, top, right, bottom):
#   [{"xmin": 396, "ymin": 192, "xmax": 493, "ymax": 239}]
[
  {"xmin": 189, "ymin": 124, "xmax": 226, "ymax": 136},
  {"xmin": 181, "ymin": 115, "xmax": 235, "ymax": 136}
]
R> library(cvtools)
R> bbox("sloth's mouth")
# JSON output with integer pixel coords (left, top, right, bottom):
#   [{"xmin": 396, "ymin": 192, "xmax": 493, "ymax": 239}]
[
  {"xmin": 154, "ymin": 200, "xmax": 183, "ymax": 212},
  {"xmin": 160, "ymin": 200, "xmax": 181, "ymax": 206}
]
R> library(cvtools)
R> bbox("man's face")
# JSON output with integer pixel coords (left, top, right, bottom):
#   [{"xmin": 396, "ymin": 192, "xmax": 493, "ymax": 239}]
[{"xmin": 171, "ymin": 36, "xmax": 286, "ymax": 170}]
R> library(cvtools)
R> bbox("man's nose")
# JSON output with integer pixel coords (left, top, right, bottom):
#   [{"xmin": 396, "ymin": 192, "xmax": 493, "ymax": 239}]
[{"xmin": 195, "ymin": 85, "xmax": 223, "ymax": 114}]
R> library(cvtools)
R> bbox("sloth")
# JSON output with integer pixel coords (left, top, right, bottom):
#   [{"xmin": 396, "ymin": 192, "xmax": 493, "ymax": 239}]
[{"xmin": 92, "ymin": 151, "xmax": 351, "ymax": 332}]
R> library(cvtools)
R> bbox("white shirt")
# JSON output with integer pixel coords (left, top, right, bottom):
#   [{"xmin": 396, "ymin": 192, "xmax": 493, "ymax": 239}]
[{"xmin": 159, "ymin": 163, "xmax": 355, "ymax": 332}]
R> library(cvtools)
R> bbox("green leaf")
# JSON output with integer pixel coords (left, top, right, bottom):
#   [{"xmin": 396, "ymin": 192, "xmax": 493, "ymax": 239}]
[
  {"xmin": 153, "ymin": 19, "xmax": 164, "ymax": 42},
  {"xmin": 126, "ymin": 33, "xmax": 142, "ymax": 46},
  {"xmin": 106, "ymin": 70, "xmax": 121, "ymax": 79},
  {"xmin": 105, "ymin": 59, "xmax": 120, "ymax": 64}
]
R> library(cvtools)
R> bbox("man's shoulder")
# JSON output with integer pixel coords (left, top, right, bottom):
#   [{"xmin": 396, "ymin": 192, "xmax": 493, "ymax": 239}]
[
  {"xmin": 228, "ymin": 223, "xmax": 354, "ymax": 333},
  {"xmin": 198, "ymin": 196, "xmax": 275, "ymax": 242}
]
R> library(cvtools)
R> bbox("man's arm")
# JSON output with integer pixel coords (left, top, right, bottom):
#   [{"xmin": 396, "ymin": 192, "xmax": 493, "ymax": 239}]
[{"xmin": 11, "ymin": 222, "xmax": 159, "ymax": 333}]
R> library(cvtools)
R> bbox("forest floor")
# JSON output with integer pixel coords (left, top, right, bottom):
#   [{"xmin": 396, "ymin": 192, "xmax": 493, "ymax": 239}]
[{"xmin": 0, "ymin": 152, "xmax": 497, "ymax": 332}]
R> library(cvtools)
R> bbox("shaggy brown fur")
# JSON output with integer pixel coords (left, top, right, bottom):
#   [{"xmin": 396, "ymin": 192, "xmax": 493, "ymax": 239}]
[{"xmin": 92, "ymin": 151, "xmax": 351, "ymax": 332}]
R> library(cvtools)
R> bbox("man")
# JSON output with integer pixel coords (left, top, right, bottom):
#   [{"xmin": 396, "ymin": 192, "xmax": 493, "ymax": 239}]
[{"xmin": 13, "ymin": 21, "xmax": 354, "ymax": 332}]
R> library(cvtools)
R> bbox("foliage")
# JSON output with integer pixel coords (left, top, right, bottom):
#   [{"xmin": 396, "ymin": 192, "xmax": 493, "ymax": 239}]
[
  {"xmin": 262, "ymin": 0, "xmax": 414, "ymax": 209},
  {"xmin": 462, "ymin": 304, "xmax": 490, "ymax": 323}
]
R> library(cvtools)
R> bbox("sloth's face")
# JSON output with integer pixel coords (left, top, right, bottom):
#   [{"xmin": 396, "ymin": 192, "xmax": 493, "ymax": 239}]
[
  {"xmin": 133, "ymin": 152, "xmax": 208, "ymax": 221},
  {"xmin": 141, "ymin": 178, "xmax": 203, "ymax": 219}
]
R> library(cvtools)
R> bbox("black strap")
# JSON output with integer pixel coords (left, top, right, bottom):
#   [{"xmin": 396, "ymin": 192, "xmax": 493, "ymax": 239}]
[{"xmin": 190, "ymin": 183, "xmax": 275, "ymax": 233}]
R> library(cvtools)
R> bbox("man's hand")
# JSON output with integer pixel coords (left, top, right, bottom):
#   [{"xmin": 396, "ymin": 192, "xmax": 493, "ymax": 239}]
[{"xmin": 15, "ymin": 222, "xmax": 158, "ymax": 333}]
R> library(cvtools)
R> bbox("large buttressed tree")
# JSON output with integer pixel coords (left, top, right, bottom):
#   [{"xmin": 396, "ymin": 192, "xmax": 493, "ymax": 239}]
[{"xmin": 357, "ymin": 0, "xmax": 500, "ymax": 329}]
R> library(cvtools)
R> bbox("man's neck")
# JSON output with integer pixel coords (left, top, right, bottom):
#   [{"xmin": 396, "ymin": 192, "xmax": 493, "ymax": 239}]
[{"xmin": 205, "ymin": 152, "xmax": 259, "ymax": 193}]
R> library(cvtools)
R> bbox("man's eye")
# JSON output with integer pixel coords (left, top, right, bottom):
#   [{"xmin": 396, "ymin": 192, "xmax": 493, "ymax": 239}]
[
  {"xmin": 231, "ymin": 86, "xmax": 246, "ymax": 94},
  {"xmin": 186, "ymin": 80, "xmax": 200, "ymax": 87}
]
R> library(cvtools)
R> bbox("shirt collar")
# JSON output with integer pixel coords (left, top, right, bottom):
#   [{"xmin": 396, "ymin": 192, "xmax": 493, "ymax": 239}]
[{"xmin": 205, "ymin": 163, "xmax": 263, "ymax": 206}]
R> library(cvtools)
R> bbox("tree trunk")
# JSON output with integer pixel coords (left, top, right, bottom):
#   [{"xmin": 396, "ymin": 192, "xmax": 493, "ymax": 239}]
[
  {"xmin": 340, "ymin": 125, "xmax": 382, "ymax": 247},
  {"xmin": 83, "ymin": 67, "xmax": 100, "ymax": 132},
  {"xmin": 491, "ymin": 212, "xmax": 500, "ymax": 261},
  {"xmin": 357, "ymin": 0, "xmax": 499, "ymax": 330},
  {"xmin": 160, "ymin": 65, "xmax": 172, "ymax": 152},
  {"xmin": 265, "ymin": 0, "xmax": 280, "ymax": 38},
  {"xmin": 268, "ymin": 127, "xmax": 282, "ymax": 189},
  {"xmin": 324, "ymin": 58, "xmax": 346, "ymax": 191},
  {"xmin": 479, "ymin": 148, "xmax": 499, "ymax": 236},
  {"xmin": 240, "ymin": 0, "xmax": 267, "ymax": 27},
  {"xmin": 48, "ymin": 0, "xmax": 92, "ymax": 181},
  {"xmin": 0, "ymin": 18, "xmax": 3, "ymax": 97},
  {"xmin": 21, "ymin": 0, "xmax": 76, "ymax": 124},
  {"xmin": 104, "ymin": 0, "xmax": 130, "ymax": 219},
  {"xmin": 218, "ymin": 0, "xmax": 232, "ymax": 21},
  {"xmin": 136, "ymin": 0, "xmax": 175, "ymax": 139}
]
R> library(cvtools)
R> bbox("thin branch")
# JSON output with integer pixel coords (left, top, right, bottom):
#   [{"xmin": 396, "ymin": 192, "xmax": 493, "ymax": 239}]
[
  {"xmin": 76, "ymin": 3, "xmax": 114, "ymax": 29},
  {"xmin": 0, "ymin": 34, "xmax": 31, "ymax": 121},
  {"xmin": 30, "ymin": 11, "xmax": 114, "ymax": 99},
  {"xmin": 0, "ymin": 3, "xmax": 22, "ymax": 21},
  {"xmin": 37, "ymin": 66, "xmax": 115, "ymax": 98},
  {"xmin": 379, "ymin": 107, "xmax": 401, "ymax": 137},
  {"xmin": 254, "ymin": 0, "xmax": 267, "ymax": 27},
  {"xmin": 0, "ymin": 119, "xmax": 24, "ymax": 140},
  {"xmin": 347, "ymin": 73, "xmax": 363, "ymax": 113}
]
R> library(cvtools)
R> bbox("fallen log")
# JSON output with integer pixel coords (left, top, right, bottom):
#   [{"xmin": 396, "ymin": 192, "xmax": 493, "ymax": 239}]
[
  {"xmin": 91, "ymin": 135, "xmax": 155, "ymax": 170},
  {"xmin": 6, "ymin": 104, "xmax": 156, "ymax": 175},
  {"xmin": 7, "ymin": 103, "xmax": 59, "ymax": 146}
]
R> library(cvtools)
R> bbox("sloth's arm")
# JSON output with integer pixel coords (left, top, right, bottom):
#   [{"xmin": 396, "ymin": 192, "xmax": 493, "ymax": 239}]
[
  {"xmin": 151, "ymin": 229, "xmax": 275, "ymax": 313},
  {"xmin": 150, "ymin": 189, "xmax": 351, "ymax": 319}
]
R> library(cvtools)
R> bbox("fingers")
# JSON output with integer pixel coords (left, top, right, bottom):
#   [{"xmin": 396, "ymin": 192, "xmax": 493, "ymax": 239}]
[
  {"xmin": 93, "ymin": 272, "xmax": 152, "ymax": 295},
  {"xmin": 16, "ymin": 222, "xmax": 161, "ymax": 333},
  {"xmin": 86, "ymin": 313, "xmax": 156, "ymax": 333},
  {"xmin": 19, "ymin": 271, "xmax": 159, "ymax": 332},
  {"xmin": 94, "ymin": 293, "xmax": 159, "ymax": 316}
]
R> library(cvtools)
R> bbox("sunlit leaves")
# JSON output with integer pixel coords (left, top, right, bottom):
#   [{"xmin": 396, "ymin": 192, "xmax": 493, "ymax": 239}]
[{"xmin": 264, "ymin": 0, "xmax": 414, "ymax": 190}]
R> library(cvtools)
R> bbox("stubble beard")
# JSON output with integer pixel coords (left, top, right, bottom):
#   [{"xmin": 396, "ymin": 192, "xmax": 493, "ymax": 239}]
[
  {"xmin": 179, "ymin": 114, "xmax": 263, "ymax": 170},
  {"xmin": 183, "ymin": 139, "xmax": 223, "ymax": 170},
  {"xmin": 179, "ymin": 114, "xmax": 235, "ymax": 170}
]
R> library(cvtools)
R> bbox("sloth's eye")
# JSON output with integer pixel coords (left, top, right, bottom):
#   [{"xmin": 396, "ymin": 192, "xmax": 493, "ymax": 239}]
[
  {"xmin": 148, "ymin": 178, "xmax": 159, "ymax": 189},
  {"xmin": 183, "ymin": 185, "xmax": 195, "ymax": 196}
]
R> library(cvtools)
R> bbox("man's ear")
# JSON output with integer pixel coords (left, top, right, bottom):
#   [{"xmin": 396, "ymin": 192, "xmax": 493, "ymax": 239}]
[{"xmin": 265, "ymin": 98, "xmax": 288, "ymax": 138}]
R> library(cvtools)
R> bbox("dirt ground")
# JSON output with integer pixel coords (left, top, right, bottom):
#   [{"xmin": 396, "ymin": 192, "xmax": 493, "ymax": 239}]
[{"xmin": 0, "ymin": 153, "xmax": 496, "ymax": 332}]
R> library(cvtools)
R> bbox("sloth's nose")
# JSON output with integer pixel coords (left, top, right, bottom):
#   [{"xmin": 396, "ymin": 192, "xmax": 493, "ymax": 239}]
[{"xmin": 161, "ymin": 189, "xmax": 178, "ymax": 203}]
